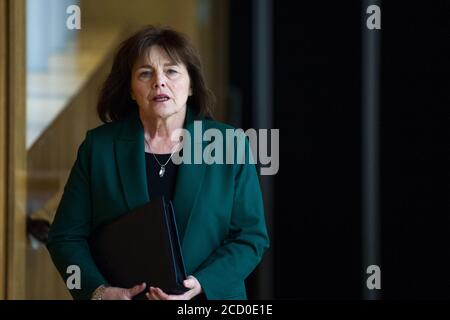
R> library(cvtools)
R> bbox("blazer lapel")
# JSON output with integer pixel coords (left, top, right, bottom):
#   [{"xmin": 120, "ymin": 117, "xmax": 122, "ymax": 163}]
[
  {"xmin": 115, "ymin": 113, "xmax": 149, "ymax": 211},
  {"xmin": 173, "ymin": 110, "xmax": 208, "ymax": 247},
  {"xmin": 173, "ymin": 154, "xmax": 207, "ymax": 249}
]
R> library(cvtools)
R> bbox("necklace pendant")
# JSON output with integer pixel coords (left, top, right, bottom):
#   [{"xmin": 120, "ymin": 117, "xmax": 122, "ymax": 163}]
[{"xmin": 159, "ymin": 166, "xmax": 165, "ymax": 177}]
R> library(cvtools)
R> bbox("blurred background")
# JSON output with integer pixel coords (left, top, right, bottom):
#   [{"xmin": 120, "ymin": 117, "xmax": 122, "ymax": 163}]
[{"xmin": 0, "ymin": 0, "xmax": 449, "ymax": 300}]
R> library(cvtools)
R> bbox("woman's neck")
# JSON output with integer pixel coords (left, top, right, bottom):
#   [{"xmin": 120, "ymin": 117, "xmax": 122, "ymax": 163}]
[{"xmin": 140, "ymin": 108, "xmax": 186, "ymax": 154}]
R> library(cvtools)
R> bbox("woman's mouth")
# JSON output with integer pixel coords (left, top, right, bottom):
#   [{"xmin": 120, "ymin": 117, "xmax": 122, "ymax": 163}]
[{"xmin": 152, "ymin": 94, "xmax": 170, "ymax": 102}]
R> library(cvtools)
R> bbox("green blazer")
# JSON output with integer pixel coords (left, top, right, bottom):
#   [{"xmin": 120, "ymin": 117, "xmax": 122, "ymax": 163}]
[{"xmin": 47, "ymin": 108, "xmax": 270, "ymax": 300}]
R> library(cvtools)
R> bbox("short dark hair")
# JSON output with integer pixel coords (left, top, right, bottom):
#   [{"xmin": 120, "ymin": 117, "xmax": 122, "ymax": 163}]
[{"xmin": 97, "ymin": 25, "xmax": 215, "ymax": 123}]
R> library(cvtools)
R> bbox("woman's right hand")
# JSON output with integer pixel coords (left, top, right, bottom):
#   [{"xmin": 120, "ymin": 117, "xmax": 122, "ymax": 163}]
[{"xmin": 101, "ymin": 282, "xmax": 146, "ymax": 300}]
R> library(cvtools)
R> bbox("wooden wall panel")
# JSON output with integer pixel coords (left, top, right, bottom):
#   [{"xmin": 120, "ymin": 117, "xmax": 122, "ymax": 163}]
[
  {"xmin": 0, "ymin": 0, "xmax": 8, "ymax": 300},
  {"xmin": 6, "ymin": 0, "xmax": 27, "ymax": 300}
]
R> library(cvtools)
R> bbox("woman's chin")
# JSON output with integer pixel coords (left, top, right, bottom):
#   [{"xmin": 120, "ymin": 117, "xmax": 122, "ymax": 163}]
[
  {"xmin": 139, "ymin": 102, "xmax": 185, "ymax": 120},
  {"xmin": 150, "ymin": 106, "xmax": 177, "ymax": 119}
]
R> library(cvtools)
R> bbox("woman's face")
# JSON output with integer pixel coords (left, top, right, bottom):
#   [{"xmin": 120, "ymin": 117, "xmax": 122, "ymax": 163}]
[{"xmin": 131, "ymin": 45, "xmax": 192, "ymax": 120}]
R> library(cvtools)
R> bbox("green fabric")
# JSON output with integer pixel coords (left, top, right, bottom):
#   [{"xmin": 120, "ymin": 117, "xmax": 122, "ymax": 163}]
[{"xmin": 47, "ymin": 108, "xmax": 270, "ymax": 300}]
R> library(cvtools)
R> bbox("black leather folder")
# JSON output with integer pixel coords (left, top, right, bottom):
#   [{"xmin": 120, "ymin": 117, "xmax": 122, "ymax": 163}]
[{"xmin": 89, "ymin": 197, "xmax": 189, "ymax": 299}]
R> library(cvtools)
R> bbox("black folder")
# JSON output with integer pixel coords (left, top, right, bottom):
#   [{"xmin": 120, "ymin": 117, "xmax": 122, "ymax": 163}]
[{"xmin": 89, "ymin": 197, "xmax": 189, "ymax": 299}]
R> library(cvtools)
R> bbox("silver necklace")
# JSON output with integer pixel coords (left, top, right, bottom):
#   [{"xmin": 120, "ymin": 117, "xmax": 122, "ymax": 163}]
[{"xmin": 145, "ymin": 138, "xmax": 180, "ymax": 177}]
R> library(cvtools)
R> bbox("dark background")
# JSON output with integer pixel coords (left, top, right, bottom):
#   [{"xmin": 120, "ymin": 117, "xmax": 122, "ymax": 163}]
[
  {"xmin": 380, "ymin": 1, "xmax": 450, "ymax": 299},
  {"xmin": 229, "ymin": 0, "xmax": 450, "ymax": 299},
  {"xmin": 272, "ymin": 0, "xmax": 362, "ymax": 299}
]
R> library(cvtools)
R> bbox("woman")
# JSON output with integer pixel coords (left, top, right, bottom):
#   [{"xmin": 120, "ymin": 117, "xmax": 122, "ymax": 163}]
[{"xmin": 47, "ymin": 25, "xmax": 269, "ymax": 300}]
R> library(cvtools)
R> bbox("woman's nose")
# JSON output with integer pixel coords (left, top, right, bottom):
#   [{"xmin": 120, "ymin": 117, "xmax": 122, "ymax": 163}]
[
  {"xmin": 152, "ymin": 74, "xmax": 166, "ymax": 88},
  {"xmin": 153, "ymin": 82, "xmax": 165, "ymax": 88}
]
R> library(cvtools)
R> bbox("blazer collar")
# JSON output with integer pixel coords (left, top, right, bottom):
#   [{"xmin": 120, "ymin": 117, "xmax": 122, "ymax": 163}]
[{"xmin": 114, "ymin": 107, "xmax": 208, "ymax": 246}]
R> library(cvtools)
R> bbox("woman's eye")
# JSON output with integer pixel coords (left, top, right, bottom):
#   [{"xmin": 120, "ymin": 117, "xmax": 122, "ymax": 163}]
[
  {"xmin": 139, "ymin": 71, "xmax": 151, "ymax": 78},
  {"xmin": 166, "ymin": 69, "xmax": 177, "ymax": 75}
]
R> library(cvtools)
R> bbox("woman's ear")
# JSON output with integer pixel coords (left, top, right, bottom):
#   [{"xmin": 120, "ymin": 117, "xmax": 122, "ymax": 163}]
[
  {"xmin": 131, "ymin": 92, "xmax": 136, "ymax": 100},
  {"xmin": 189, "ymin": 87, "xmax": 193, "ymax": 96}
]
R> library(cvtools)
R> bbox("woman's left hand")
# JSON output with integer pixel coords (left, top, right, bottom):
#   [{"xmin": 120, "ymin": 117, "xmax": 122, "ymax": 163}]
[{"xmin": 146, "ymin": 275, "xmax": 203, "ymax": 300}]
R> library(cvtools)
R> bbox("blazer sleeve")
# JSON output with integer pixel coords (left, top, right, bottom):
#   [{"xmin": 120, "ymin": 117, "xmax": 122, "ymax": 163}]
[
  {"xmin": 47, "ymin": 131, "xmax": 108, "ymax": 300},
  {"xmin": 193, "ymin": 137, "xmax": 270, "ymax": 300}
]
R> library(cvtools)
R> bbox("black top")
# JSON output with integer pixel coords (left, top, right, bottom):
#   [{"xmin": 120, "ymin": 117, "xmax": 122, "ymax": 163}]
[{"xmin": 145, "ymin": 152, "xmax": 179, "ymax": 201}]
